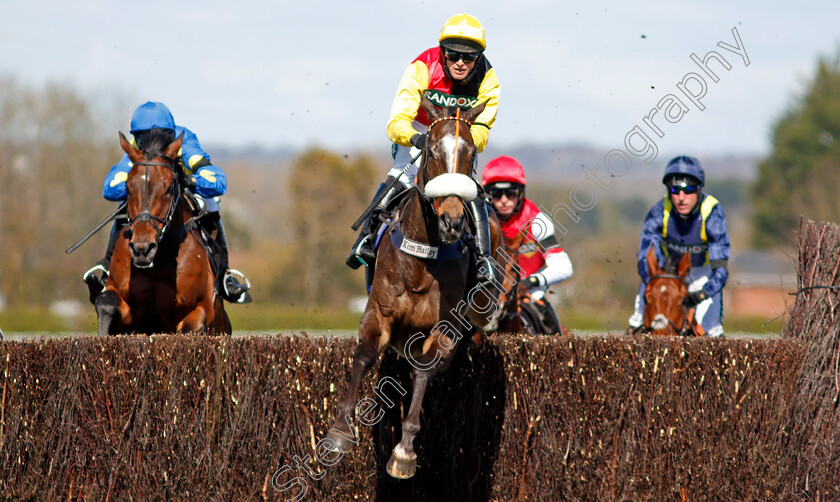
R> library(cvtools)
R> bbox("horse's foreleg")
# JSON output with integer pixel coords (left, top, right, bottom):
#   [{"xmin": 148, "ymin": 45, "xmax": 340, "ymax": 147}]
[
  {"xmin": 386, "ymin": 363, "xmax": 437, "ymax": 479},
  {"xmin": 325, "ymin": 337, "xmax": 379, "ymax": 454},
  {"xmin": 95, "ymin": 290, "xmax": 129, "ymax": 336},
  {"xmin": 465, "ymin": 282, "xmax": 502, "ymax": 329},
  {"xmin": 177, "ymin": 307, "xmax": 208, "ymax": 334},
  {"xmin": 211, "ymin": 297, "xmax": 231, "ymax": 336}
]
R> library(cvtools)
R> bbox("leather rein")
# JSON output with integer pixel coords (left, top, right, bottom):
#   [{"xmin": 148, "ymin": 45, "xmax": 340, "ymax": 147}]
[{"xmin": 127, "ymin": 159, "xmax": 182, "ymax": 243}]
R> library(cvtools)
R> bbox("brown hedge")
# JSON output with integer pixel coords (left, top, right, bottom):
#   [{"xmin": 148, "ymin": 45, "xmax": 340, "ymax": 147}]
[
  {"xmin": 781, "ymin": 220, "xmax": 840, "ymax": 501},
  {"xmin": 0, "ymin": 333, "xmax": 809, "ymax": 501}
]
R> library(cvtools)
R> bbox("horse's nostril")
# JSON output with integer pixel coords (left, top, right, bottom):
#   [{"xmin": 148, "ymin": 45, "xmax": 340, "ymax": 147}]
[{"xmin": 130, "ymin": 241, "xmax": 157, "ymax": 258}]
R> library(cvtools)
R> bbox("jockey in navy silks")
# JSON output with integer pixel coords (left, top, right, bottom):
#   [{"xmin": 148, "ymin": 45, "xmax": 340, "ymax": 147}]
[
  {"xmin": 345, "ymin": 13, "xmax": 501, "ymax": 289},
  {"xmin": 627, "ymin": 156, "xmax": 730, "ymax": 337},
  {"xmin": 83, "ymin": 101, "xmax": 251, "ymax": 304}
]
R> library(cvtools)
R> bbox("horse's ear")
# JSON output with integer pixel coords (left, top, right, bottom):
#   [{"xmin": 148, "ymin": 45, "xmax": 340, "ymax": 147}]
[
  {"xmin": 461, "ymin": 100, "xmax": 487, "ymax": 123},
  {"xmin": 677, "ymin": 251, "xmax": 691, "ymax": 279},
  {"xmin": 164, "ymin": 131, "xmax": 184, "ymax": 159},
  {"xmin": 119, "ymin": 132, "xmax": 142, "ymax": 163},
  {"xmin": 646, "ymin": 245, "xmax": 661, "ymax": 276},
  {"xmin": 420, "ymin": 93, "xmax": 445, "ymax": 122}
]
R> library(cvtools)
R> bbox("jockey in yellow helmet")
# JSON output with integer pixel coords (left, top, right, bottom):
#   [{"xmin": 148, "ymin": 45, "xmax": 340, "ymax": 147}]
[{"xmin": 347, "ymin": 14, "xmax": 501, "ymax": 288}]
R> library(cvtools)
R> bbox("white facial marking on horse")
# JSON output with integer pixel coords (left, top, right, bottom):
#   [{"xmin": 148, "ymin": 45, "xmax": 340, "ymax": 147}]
[
  {"xmin": 652, "ymin": 314, "xmax": 668, "ymax": 331},
  {"xmin": 440, "ymin": 134, "xmax": 458, "ymax": 173},
  {"xmin": 660, "ymin": 285, "xmax": 667, "ymax": 294}
]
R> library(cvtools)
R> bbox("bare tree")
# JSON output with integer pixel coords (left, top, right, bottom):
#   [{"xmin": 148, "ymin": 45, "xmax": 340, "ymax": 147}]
[
  {"xmin": 286, "ymin": 148, "xmax": 379, "ymax": 306},
  {"xmin": 0, "ymin": 79, "xmax": 121, "ymax": 307}
]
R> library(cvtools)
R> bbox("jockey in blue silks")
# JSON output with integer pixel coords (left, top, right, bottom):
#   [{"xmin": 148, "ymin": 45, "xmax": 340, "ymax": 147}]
[
  {"xmin": 82, "ymin": 101, "xmax": 251, "ymax": 304},
  {"xmin": 627, "ymin": 156, "xmax": 730, "ymax": 337}
]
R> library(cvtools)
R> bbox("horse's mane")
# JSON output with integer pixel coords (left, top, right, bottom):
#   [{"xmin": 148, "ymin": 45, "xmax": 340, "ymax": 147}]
[{"xmin": 135, "ymin": 128, "xmax": 176, "ymax": 160}]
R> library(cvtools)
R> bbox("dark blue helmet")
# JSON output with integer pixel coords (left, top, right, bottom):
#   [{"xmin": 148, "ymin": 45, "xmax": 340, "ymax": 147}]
[
  {"xmin": 130, "ymin": 101, "xmax": 175, "ymax": 134},
  {"xmin": 662, "ymin": 156, "xmax": 704, "ymax": 188}
]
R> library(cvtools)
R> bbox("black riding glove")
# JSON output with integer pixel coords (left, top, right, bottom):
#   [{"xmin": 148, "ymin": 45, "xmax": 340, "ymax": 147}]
[
  {"xmin": 524, "ymin": 275, "xmax": 543, "ymax": 289},
  {"xmin": 410, "ymin": 133, "xmax": 427, "ymax": 150},
  {"xmin": 685, "ymin": 290, "xmax": 708, "ymax": 307},
  {"xmin": 184, "ymin": 174, "xmax": 197, "ymax": 192}
]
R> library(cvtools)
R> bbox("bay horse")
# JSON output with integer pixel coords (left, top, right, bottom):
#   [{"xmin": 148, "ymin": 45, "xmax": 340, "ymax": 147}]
[
  {"xmin": 326, "ymin": 96, "xmax": 503, "ymax": 479},
  {"xmin": 494, "ymin": 232, "xmax": 570, "ymax": 336},
  {"xmin": 93, "ymin": 132, "xmax": 231, "ymax": 336},
  {"xmin": 494, "ymin": 231, "xmax": 537, "ymax": 335},
  {"xmin": 638, "ymin": 246, "xmax": 704, "ymax": 337}
]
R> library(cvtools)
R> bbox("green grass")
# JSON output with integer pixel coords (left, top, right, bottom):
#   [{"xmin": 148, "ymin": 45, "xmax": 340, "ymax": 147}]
[
  {"xmin": 227, "ymin": 304, "xmax": 360, "ymax": 331},
  {"xmin": 556, "ymin": 307, "xmax": 636, "ymax": 333},
  {"xmin": 0, "ymin": 305, "xmax": 362, "ymax": 334},
  {"xmin": 0, "ymin": 304, "xmax": 785, "ymax": 337},
  {"xmin": 0, "ymin": 307, "xmax": 95, "ymax": 332},
  {"xmin": 555, "ymin": 306, "xmax": 786, "ymax": 336},
  {"xmin": 723, "ymin": 316, "xmax": 785, "ymax": 335}
]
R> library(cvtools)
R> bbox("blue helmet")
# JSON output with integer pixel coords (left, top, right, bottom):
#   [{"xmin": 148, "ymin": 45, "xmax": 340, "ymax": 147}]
[
  {"xmin": 662, "ymin": 156, "xmax": 704, "ymax": 188},
  {"xmin": 130, "ymin": 101, "xmax": 175, "ymax": 134}
]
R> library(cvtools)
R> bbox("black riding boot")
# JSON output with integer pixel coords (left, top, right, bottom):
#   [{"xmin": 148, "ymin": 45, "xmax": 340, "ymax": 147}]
[
  {"xmin": 205, "ymin": 212, "xmax": 251, "ymax": 304},
  {"xmin": 82, "ymin": 218, "xmax": 124, "ymax": 304},
  {"xmin": 468, "ymin": 198, "xmax": 497, "ymax": 287},
  {"xmin": 346, "ymin": 176, "xmax": 406, "ymax": 269},
  {"xmin": 534, "ymin": 298, "xmax": 563, "ymax": 335}
]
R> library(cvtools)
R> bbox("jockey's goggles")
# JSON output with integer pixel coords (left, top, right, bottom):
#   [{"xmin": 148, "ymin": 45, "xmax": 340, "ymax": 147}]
[
  {"xmin": 489, "ymin": 187, "xmax": 522, "ymax": 199},
  {"xmin": 668, "ymin": 184, "xmax": 699, "ymax": 195},
  {"xmin": 442, "ymin": 47, "xmax": 480, "ymax": 64}
]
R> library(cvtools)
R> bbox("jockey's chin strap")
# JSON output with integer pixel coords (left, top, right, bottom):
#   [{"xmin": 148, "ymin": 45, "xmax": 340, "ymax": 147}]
[
  {"xmin": 643, "ymin": 273, "xmax": 701, "ymax": 337},
  {"xmin": 128, "ymin": 159, "xmax": 181, "ymax": 244}
]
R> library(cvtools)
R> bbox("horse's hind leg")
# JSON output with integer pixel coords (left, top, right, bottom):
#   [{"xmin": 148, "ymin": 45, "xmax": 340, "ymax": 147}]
[
  {"xmin": 386, "ymin": 364, "xmax": 437, "ymax": 479},
  {"xmin": 95, "ymin": 290, "xmax": 128, "ymax": 336}
]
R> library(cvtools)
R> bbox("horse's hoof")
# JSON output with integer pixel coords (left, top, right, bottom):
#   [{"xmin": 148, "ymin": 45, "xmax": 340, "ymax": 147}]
[
  {"xmin": 386, "ymin": 451, "xmax": 417, "ymax": 479},
  {"xmin": 324, "ymin": 430, "xmax": 355, "ymax": 454}
]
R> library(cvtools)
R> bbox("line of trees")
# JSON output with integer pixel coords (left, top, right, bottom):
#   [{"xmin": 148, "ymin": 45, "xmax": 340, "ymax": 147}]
[
  {"xmin": 753, "ymin": 53, "xmax": 840, "ymax": 247},
  {"xmin": 261, "ymin": 148, "xmax": 379, "ymax": 307},
  {"xmin": 0, "ymin": 79, "xmax": 121, "ymax": 308}
]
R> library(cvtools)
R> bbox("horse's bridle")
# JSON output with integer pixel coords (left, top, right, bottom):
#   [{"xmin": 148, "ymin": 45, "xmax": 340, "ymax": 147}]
[
  {"xmin": 127, "ymin": 159, "xmax": 181, "ymax": 244},
  {"xmin": 421, "ymin": 110, "xmax": 476, "ymax": 215},
  {"xmin": 641, "ymin": 273, "xmax": 698, "ymax": 337}
]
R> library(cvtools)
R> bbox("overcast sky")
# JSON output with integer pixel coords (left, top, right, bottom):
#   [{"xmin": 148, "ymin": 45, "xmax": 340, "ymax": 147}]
[{"xmin": 2, "ymin": 1, "xmax": 838, "ymax": 158}]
